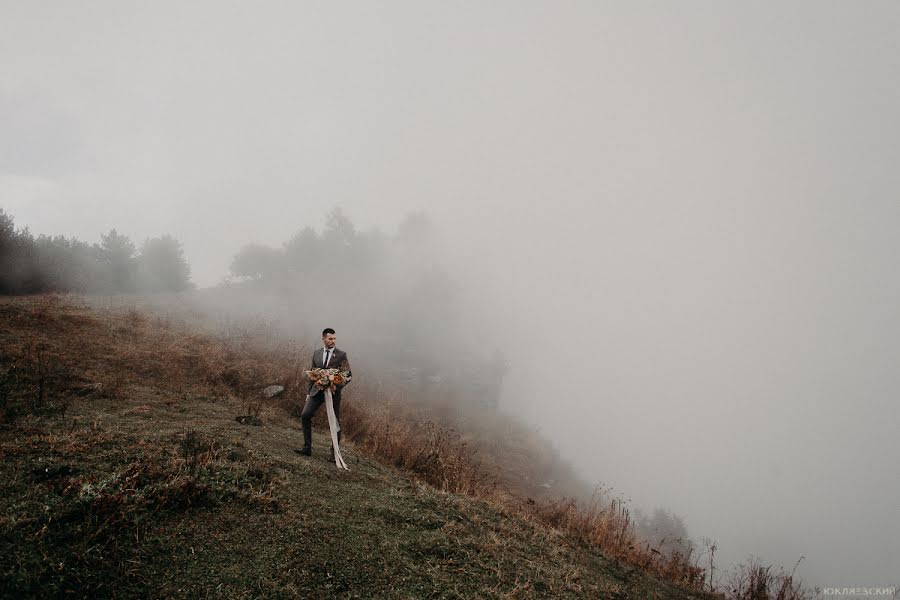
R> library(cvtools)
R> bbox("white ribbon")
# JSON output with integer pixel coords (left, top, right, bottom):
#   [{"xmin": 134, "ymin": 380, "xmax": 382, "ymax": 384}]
[{"xmin": 323, "ymin": 387, "xmax": 349, "ymax": 470}]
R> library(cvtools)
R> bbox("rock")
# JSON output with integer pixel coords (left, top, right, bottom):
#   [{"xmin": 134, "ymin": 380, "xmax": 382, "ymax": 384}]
[{"xmin": 262, "ymin": 385, "xmax": 284, "ymax": 399}]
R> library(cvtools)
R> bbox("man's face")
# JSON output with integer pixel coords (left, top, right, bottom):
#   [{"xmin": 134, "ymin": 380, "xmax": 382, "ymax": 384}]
[{"xmin": 323, "ymin": 333, "xmax": 336, "ymax": 349}]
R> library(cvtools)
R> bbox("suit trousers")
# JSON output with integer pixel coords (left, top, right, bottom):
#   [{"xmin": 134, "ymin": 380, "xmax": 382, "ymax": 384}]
[{"xmin": 300, "ymin": 391, "xmax": 342, "ymax": 450}]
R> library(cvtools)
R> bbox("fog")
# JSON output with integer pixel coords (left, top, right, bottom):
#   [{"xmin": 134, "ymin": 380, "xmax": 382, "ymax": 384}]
[{"xmin": 2, "ymin": 1, "xmax": 899, "ymax": 591}]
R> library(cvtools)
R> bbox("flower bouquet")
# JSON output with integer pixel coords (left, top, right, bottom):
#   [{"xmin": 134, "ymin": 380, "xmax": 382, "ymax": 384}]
[
  {"xmin": 305, "ymin": 367, "xmax": 352, "ymax": 391},
  {"xmin": 304, "ymin": 366, "xmax": 352, "ymax": 471}
]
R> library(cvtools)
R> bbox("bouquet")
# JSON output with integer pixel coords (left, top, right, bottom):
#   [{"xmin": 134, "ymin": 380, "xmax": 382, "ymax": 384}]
[{"xmin": 306, "ymin": 367, "xmax": 351, "ymax": 390}]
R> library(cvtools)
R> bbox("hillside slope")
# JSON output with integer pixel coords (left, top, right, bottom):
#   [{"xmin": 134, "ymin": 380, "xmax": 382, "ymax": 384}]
[{"xmin": 0, "ymin": 294, "xmax": 717, "ymax": 599}]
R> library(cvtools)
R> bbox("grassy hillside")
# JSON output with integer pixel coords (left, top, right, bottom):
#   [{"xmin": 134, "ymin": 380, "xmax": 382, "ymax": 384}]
[{"xmin": 0, "ymin": 294, "xmax": 722, "ymax": 599}]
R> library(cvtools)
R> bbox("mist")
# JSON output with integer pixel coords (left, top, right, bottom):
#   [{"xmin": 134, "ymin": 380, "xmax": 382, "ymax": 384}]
[{"xmin": 3, "ymin": 1, "xmax": 899, "ymax": 591}]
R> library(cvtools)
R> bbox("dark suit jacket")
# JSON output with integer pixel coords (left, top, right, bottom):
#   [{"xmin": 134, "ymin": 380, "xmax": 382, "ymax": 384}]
[{"xmin": 306, "ymin": 347, "xmax": 352, "ymax": 398}]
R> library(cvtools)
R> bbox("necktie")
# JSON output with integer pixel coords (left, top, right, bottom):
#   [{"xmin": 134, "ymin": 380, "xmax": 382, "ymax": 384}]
[{"xmin": 324, "ymin": 349, "xmax": 331, "ymax": 367}]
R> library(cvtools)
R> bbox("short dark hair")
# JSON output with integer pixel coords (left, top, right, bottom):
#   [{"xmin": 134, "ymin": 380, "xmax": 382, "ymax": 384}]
[{"xmin": 322, "ymin": 328, "xmax": 336, "ymax": 337}]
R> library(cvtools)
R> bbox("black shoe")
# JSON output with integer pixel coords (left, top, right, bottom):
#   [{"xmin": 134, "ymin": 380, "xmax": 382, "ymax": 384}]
[
  {"xmin": 294, "ymin": 447, "xmax": 311, "ymax": 456},
  {"xmin": 327, "ymin": 454, "xmax": 335, "ymax": 463}
]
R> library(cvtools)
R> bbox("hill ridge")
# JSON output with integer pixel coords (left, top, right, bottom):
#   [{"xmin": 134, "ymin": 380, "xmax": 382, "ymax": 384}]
[{"xmin": 0, "ymin": 294, "xmax": 716, "ymax": 599}]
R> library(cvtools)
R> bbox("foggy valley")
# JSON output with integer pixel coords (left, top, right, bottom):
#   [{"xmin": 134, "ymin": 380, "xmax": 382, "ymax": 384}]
[{"xmin": 2, "ymin": 2, "xmax": 899, "ymax": 598}]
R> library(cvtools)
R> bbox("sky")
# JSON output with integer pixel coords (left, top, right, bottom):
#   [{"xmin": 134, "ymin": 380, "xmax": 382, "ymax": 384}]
[{"xmin": 2, "ymin": 1, "xmax": 899, "ymax": 591}]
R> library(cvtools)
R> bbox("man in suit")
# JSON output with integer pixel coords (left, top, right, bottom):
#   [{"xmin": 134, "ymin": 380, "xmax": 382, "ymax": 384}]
[{"xmin": 295, "ymin": 327, "xmax": 352, "ymax": 458}]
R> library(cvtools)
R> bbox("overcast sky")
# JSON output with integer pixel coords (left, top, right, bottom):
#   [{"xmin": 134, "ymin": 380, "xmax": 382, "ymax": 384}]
[{"xmin": 2, "ymin": 1, "xmax": 899, "ymax": 591}]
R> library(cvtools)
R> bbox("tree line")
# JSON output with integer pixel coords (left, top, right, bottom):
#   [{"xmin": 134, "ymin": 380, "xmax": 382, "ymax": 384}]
[
  {"xmin": 227, "ymin": 208, "xmax": 457, "ymax": 360},
  {"xmin": 0, "ymin": 208, "xmax": 192, "ymax": 295}
]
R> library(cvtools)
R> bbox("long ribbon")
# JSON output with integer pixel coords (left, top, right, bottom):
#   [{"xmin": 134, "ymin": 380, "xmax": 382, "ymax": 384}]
[{"xmin": 323, "ymin": 387, "xmax": 349, "ymax": 470}]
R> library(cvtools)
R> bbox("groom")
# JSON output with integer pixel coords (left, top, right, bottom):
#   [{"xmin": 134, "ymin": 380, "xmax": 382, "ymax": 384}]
[{"xmin": 295, "ymin": 328, "xmax": 352, "ymax": 458}]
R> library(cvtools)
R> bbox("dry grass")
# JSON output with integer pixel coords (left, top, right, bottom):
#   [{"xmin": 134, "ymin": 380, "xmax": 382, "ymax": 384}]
[
  {"xmin": 340, "ymin": 398, "xmax": 492, "ymax": 497},
  {"xmin": 723, "ymin": 557, "xmax": 813, "ymax": 600}
]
